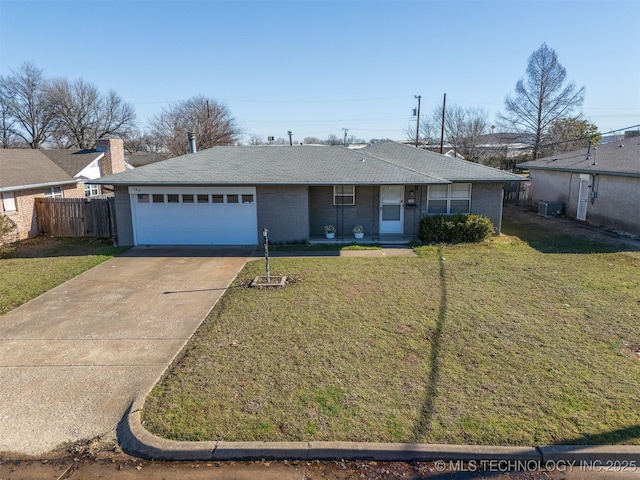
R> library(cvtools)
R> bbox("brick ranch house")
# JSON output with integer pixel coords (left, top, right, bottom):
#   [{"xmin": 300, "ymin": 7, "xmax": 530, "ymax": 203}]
[
  {"xmin": 517, "ymin": 132, "xmax": 640, "ymax": 236},
  {"xmin": 93, "ymin": 141, "xmax": 523, "ymax": 246},
  {"xmin": 0, "ymin": 138, "xmax": 125, "ymax": 241}
]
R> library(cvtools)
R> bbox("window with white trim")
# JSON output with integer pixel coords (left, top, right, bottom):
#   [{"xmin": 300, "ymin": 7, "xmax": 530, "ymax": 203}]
[
  {"xmin": 84, "ymin": 184, "xmax": 100, "ymax": 197},
  {"xmin": 44, "ymin": 186, "xmax": 63, "ymax": 198},
  {"xmin": 427, "ymin": 183, "xmax": 471, "ymax": 214},
  {"xmin": 333, "ymin": 185, "xmax": 355, "ymax": 205},
  {"xmin": 1, "ymin": 192, "xmax": 17, "ymax": 212}
]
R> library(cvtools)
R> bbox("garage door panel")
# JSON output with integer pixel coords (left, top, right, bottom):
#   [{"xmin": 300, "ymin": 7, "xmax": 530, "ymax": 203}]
[{"xmin": 131, "ymin": 188, "xmax": 257, "ymax": 245}]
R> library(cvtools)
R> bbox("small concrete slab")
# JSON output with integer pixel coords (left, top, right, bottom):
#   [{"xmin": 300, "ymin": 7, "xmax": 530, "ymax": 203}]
[{"xmin": 250, "ymin": 275, "xmax": 287, "ymax": 287}]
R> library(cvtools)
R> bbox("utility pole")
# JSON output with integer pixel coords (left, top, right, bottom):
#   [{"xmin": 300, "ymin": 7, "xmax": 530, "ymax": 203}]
[
  {"xmin": 414, "ymin": 95, "xmax": 421, "ymax": 147},
  {"xmin": 440, "ymin": 93, "xmax": 446, "ymax": 154},
  {"xmin": 342, "ymin": 128, "xmax": 349, "ymax": 146},
  {"xmin": 287, "ymin": 130, "xmax": 293, "ymax": 146}
]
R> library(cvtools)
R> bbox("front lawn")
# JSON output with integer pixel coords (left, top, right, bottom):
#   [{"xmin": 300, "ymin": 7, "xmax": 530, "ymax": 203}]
[
  {"xmin": 143, "ymin": 211, "xmax": 640, "ymax": 445},
  {"xmin": 0, "ymin": 237, "xmax": 127, "ymax": 314}
]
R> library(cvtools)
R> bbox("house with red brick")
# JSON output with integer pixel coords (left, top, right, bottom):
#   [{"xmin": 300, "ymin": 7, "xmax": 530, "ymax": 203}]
[{"xmin": 0, "ymin": 138, "xmax": 125, "ymax": 241}]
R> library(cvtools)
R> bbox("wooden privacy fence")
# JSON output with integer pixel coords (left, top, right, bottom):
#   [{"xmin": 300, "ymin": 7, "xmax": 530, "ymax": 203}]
[
  {"xmin": 504, "ymin": 180, "xmax": 532, "ymax": 205},
  {"xmin": 35, "ymin": 197, "xmax": 117, "ymax": 238}
]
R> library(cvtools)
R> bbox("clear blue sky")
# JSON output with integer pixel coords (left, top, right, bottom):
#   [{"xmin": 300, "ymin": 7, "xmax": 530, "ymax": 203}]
[{"xmin": 1, "ymin": 0, "xmax": 638, "ymax": 144}]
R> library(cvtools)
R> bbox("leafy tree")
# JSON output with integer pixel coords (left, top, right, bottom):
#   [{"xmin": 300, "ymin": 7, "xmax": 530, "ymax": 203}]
[
  {"xmin": 149, "ymin": 95, "xmax": 239, "ymax": 156},
  {"xmin": 543, "ymin": 118, "xmax": 601, "ymax": 155},
  {"xmin": 498, "ymin": 43, "xmax": 585, "ymax": 159},
  {"xmin": 0, "ymin": 62, "xmax": 53, "ymax": 148},
  {"xmin": 45, "ymin": 78, "xmax": 136, "ymax": 149}
]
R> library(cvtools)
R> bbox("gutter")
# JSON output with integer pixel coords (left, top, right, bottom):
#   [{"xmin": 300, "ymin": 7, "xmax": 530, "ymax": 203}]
[
  {"xmin": 517, "ymin": 166, "xmax": 640, "ymax": 178},
  {"xmin": 0, "ymin": 179, "xmax": 79, "ymax": 193}
]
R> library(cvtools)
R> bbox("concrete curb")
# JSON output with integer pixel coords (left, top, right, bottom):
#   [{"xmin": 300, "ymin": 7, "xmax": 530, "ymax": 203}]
[
  {"xmin": 539, "ymin": 445, "xmax": 640, "ymax": 463},
  {"xmin": 120, "ymin": 406, "xmax": 640, "ymax": 462},
  {"xmin": 119, "ymin": 405, "xmax": 540, "ymax": 462}
]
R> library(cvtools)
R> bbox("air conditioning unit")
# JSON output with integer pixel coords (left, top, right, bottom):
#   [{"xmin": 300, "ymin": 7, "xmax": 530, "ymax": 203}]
[{"xmin": 538, "ymin": 201, "xmax": 563, "ymax": 217}]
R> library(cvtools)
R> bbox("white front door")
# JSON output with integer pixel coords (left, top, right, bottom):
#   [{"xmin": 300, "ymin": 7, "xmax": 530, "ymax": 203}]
[
  {"xmin": 379, "ymin": 185, "xmax": 404, "ymax": 234},
  {"xmin": 577, "ymin": 175, "xmax": 589, "ymax": 221}
]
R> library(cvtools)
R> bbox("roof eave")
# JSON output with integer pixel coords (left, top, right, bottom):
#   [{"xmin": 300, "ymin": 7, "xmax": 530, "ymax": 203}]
[
  {"xmin": 0, "ymin": 179, "xmax": 79, "ymax": 193},
  {"xmin": 520, "ymin": 165, "xmax": 640, "ymax": 177}
]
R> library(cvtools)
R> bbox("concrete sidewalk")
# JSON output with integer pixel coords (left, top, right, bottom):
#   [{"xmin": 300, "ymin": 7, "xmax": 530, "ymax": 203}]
[{"xmin": 0, "ymin": 246, "xmax": 252, "ymax": 456}]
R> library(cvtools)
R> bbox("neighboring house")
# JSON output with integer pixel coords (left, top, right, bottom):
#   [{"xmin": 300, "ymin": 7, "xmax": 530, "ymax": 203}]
[
  {"xmin": 92, "ymin": 141, "xmax": 522, "ymax": 246},
  {"xmin": 0, "ymin": 138, "xmax": 125, "ymax": 241},
  {"xmin": 125, "ymin": 151, "xmax": 172, "ymax": 169},
  {"xmin": 475, "ymin": 132, "xmax": 533, "ymax": 159},
  {"xmin": 517, "ymin": 133, "xmax": 640, "ymax": 236}
]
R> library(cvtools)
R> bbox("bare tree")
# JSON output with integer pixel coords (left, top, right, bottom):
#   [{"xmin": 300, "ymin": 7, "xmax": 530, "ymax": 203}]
[
  {"xmin": 248, "ymin": 134, "xmax": 264, "ymax": 145},
  {"xmin": 324, "ymin": 134, "xmax": 341, "ymax": 146},
  {"xmin": 498, "ymin": 43, "xmax": 585, "ymax": 159},
  {"xmin": 0, "ymin": 96, "xmax": 20, "ymax": 148},
  {"xmin": 404, "ymin": 115, "xmax": 439, "ymax": 146},
  {"xmin": 45, "ymin": 78, "xmax": 136, "ymax": 149},
  {"xmin": 443, "ymin": 104, "xmax": 488, "ymax": 161},
  {"xmin": 0, "ymin": 62, "xmax": 53, "ymax": 148},
  {"xmin": 303, "ymin": 136, "xmax": 323, "ymax": 144},
  {"xmin": 149, "ymin": 95, "xmax": 239, "ymax": 156},
  {"xmin": 346, "ymin": 135, "xmax": 365, "ymax": 145}
]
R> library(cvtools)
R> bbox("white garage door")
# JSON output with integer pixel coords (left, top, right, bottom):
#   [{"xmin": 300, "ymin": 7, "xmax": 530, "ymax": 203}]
[{"xmin": 129, "ymin": 186, "xmax": 258, "ymax": 245}]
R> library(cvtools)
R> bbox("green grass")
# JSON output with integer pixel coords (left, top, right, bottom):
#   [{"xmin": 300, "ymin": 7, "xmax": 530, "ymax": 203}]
[
  {"xmin": 0, "ymin": 237, "xmax": 127, "ymax": 314},
  {"xmin": 143, "ymin": 212, "xmax": 640, "ymax": 446}
]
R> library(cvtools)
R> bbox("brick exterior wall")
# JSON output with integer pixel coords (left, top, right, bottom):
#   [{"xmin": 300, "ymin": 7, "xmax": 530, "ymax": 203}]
[
  {"xmin": 112, "ymin": 182, "xmax": 511, "ymax": 246},
  {"xmin": 406, "ymin": 182, "xmax": 505, "ymax": 235},
  {"xmin": 1, "ymin": 184, "xmax": 85, "ymax": 241},
  {"xmin": 95, "ymin": 138, "xmax": 125, "ymax": 177},
  {"xmin": 469, "ymin": 182, "xmax": 505, "ymax": 233},
  {"xmin": 113, "ymin": 186, "xmax": 134, "ymax": 246},
  {"xmin": 256, "ymin": 185, "xmax": 309, "ymax": 244},
  {"xmin": 528, "ymin": 170, "xmax": 574, "ymax": 215},
  {"xmin": 530, "ymin": 170, "xmax": 640, "ymax": 235},
  {"xmin": 309, "ymin": 185, "xmax": 379, "ymax": 239}
]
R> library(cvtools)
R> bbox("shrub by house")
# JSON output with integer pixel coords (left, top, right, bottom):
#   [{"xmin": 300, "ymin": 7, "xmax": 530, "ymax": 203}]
[{"xmin": 418, "ymin": 214, "xmax": 494, "ymax": 244}]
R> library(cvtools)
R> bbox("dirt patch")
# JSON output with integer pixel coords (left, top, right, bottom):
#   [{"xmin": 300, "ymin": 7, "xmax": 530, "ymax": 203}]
[
  {"xmin": 503, "ymin": 203, "xmax": 640, "ymax": 250},
  {"xmin": 2, "ymin": 236, "xmax": 119, "ymax": 259}
]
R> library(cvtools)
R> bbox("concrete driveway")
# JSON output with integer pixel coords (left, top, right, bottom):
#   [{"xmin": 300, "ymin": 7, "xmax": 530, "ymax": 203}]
[{"xmin": 0, "ymin": 246, "xmax": 252, "ymax": 456}]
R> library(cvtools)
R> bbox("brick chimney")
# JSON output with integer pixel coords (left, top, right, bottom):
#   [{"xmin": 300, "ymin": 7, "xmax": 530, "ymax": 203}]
[{"xmin": 95, "ymin": 138, "xmax": 125, "ymax": 176}]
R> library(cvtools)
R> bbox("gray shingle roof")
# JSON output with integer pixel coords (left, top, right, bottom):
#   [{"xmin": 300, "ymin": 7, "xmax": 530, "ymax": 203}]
[
  {"xmin": 41, "ymin": 149, "xmax": 103, "ymax": 177},
  {"xmin": 363, "ymin": 141, "xmax": 524, "ymax": 181},
  {"xmin": 125, "ymin": 151, "xmax": 172, "ymax": 168},
  {"xmin": 0, "ymin": 149, "xmax": 73, "ymax": 190},
  {"xmin": 517, "ymin": 139, "xmax": 640, "ymax": 177},
  {"xmin": 94, "ymin": 141, "xmax": 523, "ymax": 186},
  {"xmin": 94, "ymin": 144, "xmax": 449, "ymax": 185},
  {"xmin": 0, "ymin": 149, "xmax": 104, "ymax": 191}
]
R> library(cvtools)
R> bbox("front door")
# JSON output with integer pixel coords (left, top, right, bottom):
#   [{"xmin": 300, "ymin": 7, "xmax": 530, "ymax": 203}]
[
  {"xmin": 379, "ymin": 185, "xmax": 404, "ymax": 234},
  {"xmin": 577, "ymin": 175, "xmax": 589, "ymax": 221}
]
